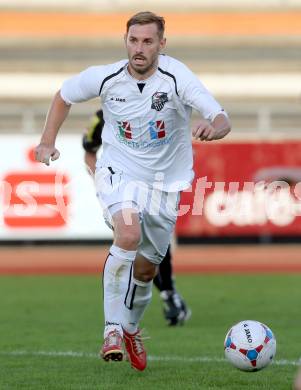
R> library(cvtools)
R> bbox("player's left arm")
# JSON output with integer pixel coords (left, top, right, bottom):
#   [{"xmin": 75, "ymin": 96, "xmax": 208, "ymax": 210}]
[
  {"xmin": 192, "ymin": 113, "xmax": 231, "ymax": 141},
  {"xmin": 177, "ymin": 63, "xmax": 231, "ymax": 141}
]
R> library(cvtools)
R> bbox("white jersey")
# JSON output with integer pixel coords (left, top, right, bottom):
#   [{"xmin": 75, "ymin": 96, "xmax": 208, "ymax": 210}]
[{"xmin": 61, "ymin": 55, "xmax": 226, "ymax": 191}]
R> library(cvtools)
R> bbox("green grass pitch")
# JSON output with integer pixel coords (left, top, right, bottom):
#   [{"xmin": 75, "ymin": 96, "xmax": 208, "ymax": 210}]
[{"xmin": 0, "ymin": 274, "xmax": 300, "ymax": 389}]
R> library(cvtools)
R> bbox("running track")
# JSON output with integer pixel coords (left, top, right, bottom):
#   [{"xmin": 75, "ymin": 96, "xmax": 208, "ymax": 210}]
[{"xmin": 0, "ymin": 245, "xmax": 301, "ymax": 274}]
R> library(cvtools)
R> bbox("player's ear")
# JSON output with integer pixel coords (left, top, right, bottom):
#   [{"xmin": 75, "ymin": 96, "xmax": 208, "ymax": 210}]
[{"xmin": 160, "ymin": 37, "xmax": 166, "ymax": 51}]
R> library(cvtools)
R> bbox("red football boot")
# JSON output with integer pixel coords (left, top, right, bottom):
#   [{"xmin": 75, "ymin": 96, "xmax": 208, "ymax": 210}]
[
  {"xmin": 101, "ymin": 330, "xmax": 124, "ymax": 362},
  {"xmin": 123, "ymin": 328, "xmax": 147, "ymax": 371}
]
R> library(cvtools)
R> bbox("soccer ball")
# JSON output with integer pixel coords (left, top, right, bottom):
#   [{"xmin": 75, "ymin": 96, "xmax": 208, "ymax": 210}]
[{"xmin": 224, "ymin": 320, "xmax": 276, "ymax": 371}]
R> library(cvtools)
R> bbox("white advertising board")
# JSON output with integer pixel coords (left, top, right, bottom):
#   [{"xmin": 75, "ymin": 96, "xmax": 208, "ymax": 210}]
[{"xmin": 0, "ymin": 134, "xmax": 112, "ymax": 240}]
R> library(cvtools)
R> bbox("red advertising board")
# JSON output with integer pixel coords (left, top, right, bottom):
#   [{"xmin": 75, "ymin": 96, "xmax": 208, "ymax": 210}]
[
  {"xmin": 0, "ymin": 135, "xmax": 112, "ymax": 240},
  {"xmin": 176, "ymin": 141, "xmax": 301, "ymax": 237},
  {"xmin": 3, "ymin": 147, "xmax": 70, "ymax": 229},
  {"xmin": 4, "ymin": 172, "xmax": 69, "ymax": 228}
]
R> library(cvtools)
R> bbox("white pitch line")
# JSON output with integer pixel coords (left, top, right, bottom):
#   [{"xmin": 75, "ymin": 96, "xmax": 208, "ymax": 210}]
[{"xmin": 0, "ymin": 350, "xmax": 300, "ymax": 367}]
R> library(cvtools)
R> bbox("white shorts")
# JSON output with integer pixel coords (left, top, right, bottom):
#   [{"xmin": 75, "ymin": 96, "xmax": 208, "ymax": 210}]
[{"xmin": 95, "ymin": 166, "xmax": 180, "ymax": 264}]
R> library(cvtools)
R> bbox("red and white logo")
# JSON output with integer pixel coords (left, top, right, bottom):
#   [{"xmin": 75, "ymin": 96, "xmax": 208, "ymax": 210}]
[{"xmin": 3, "ymin": 147, "xmax": 70, "ymax": 228}]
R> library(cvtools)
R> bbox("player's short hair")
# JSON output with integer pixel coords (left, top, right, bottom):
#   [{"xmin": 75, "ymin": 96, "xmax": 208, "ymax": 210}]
[{"xmin": 126, "ymin": 11, "xmax": 165, "ymax": 39}]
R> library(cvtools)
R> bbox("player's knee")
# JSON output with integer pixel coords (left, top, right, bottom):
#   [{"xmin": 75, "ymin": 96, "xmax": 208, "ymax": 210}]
[
  {"xmin": 115, "ymin": 230, "xmax": 141, "ymax": 250},
  {"xmin": 133, "ymin": 266, "xmax": 157, "ymax": 283}
]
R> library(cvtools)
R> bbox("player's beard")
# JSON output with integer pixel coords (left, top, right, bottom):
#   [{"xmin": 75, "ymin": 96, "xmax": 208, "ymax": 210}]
[{"xmin": 129, "ymin": 55, "xmax": 158, "ymax": 76}]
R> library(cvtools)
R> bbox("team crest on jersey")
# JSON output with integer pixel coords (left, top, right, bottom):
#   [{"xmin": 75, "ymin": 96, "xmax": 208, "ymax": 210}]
[{"xmin": 151, "ymin": 92, "xmax": 168, "ymax": 111}]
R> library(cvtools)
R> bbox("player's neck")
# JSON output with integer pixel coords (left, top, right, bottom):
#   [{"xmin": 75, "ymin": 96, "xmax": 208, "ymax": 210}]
[{"xmin": 127, "ymin": 62, "xmax": 158, "ymax": 81}]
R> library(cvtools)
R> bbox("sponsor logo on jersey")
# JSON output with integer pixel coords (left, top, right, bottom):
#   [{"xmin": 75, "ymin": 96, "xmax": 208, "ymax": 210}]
[
  {"xmin": 117, "ymin": 133, "xmax": 174, "ymax": 149},
  {"xmin": 110, "ymin": 97, "xmax": 126, "ymax": 102},
  {"xmin": 151, "ymin": 92, "xmax": 168, "ymax": 111},
  {"xmin": 117, "ymin": 121, "xmax": 132, "ymax": 139},
  {"xmin": 116, "ymin": 120, "xmax": 173, "ymax": 149},
  {"xmin": 148, "ymin": 120, "xmax": 166, "ymax": 139}
]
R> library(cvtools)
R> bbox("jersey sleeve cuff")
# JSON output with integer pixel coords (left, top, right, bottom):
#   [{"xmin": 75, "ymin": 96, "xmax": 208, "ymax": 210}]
[
  {"xmin": 60, "ymin": 89, "xmax": 73, "ymax": 106},
  {"xmin": 207, "ymin": 109, "xmax": 228, "ymax": 122}
]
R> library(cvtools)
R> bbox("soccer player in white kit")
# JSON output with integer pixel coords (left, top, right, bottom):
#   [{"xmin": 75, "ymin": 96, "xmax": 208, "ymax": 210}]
[{"xmin": 34, "ymin": 11, "xmax": 231, "ymax": 371}]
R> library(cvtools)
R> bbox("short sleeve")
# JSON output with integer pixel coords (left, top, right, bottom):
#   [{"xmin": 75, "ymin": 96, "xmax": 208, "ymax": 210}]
[
  {"xmin": 60, "ymin": 66, "xmax": 105, "ymax": 104},
  {"xmin": 178, "ymin": 64, "xmax": 227, "ymax": 121}
]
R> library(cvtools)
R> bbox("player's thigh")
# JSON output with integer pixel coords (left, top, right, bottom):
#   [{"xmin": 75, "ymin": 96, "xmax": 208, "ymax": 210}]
[
  {"xmin": 138, "ymin": 191, "xmax": 179, "ymax": 265},
  {"xmin": 94, "ymin": 166, "xmax": 124, "ymax": 211},
  {"xmin": 95, "ymin": 166, "xmax": 138, "ymax": 226},
  {"xmin": 112, "ymin": 208, "xmax": 141, "ymax": 249}
]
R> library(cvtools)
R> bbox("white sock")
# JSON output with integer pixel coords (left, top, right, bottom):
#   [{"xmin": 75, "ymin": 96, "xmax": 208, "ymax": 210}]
[
  {"xmin": 121, "ymin": 274, "xmax": 153, "ymax": 334},
  {"xmin": 103, "ymin": 245, "xmax": 136, "ymax": 338}
]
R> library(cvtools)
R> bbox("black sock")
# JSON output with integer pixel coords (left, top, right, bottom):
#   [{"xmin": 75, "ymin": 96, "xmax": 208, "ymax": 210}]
[{"xmin": 153, "ymin": 246, "xmax": 174, "ymax": 292}]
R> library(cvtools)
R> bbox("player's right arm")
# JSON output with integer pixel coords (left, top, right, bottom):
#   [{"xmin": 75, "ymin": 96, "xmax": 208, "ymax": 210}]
[
  {"xmin": 35, "ymin": 90, "xmax": 70, "ymax": 165},
  {"xmin": 35, "ymin": 65, "xmax": 110, "ymax": 166}
]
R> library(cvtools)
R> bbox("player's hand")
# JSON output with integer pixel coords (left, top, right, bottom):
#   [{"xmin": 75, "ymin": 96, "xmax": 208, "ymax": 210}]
[
  {"xmin": 34, "ymin": 143, "xmax": 60, "ymax": 166},
  {"xmin": 192, "ymin": 119, "xmax": 217, "ymax": 141}
]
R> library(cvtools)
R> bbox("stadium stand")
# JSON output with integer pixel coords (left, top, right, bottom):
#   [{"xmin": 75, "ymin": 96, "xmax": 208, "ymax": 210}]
[{"xmin": 0, "ymin": 4, "xmax": 300, "ymax": 137}]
